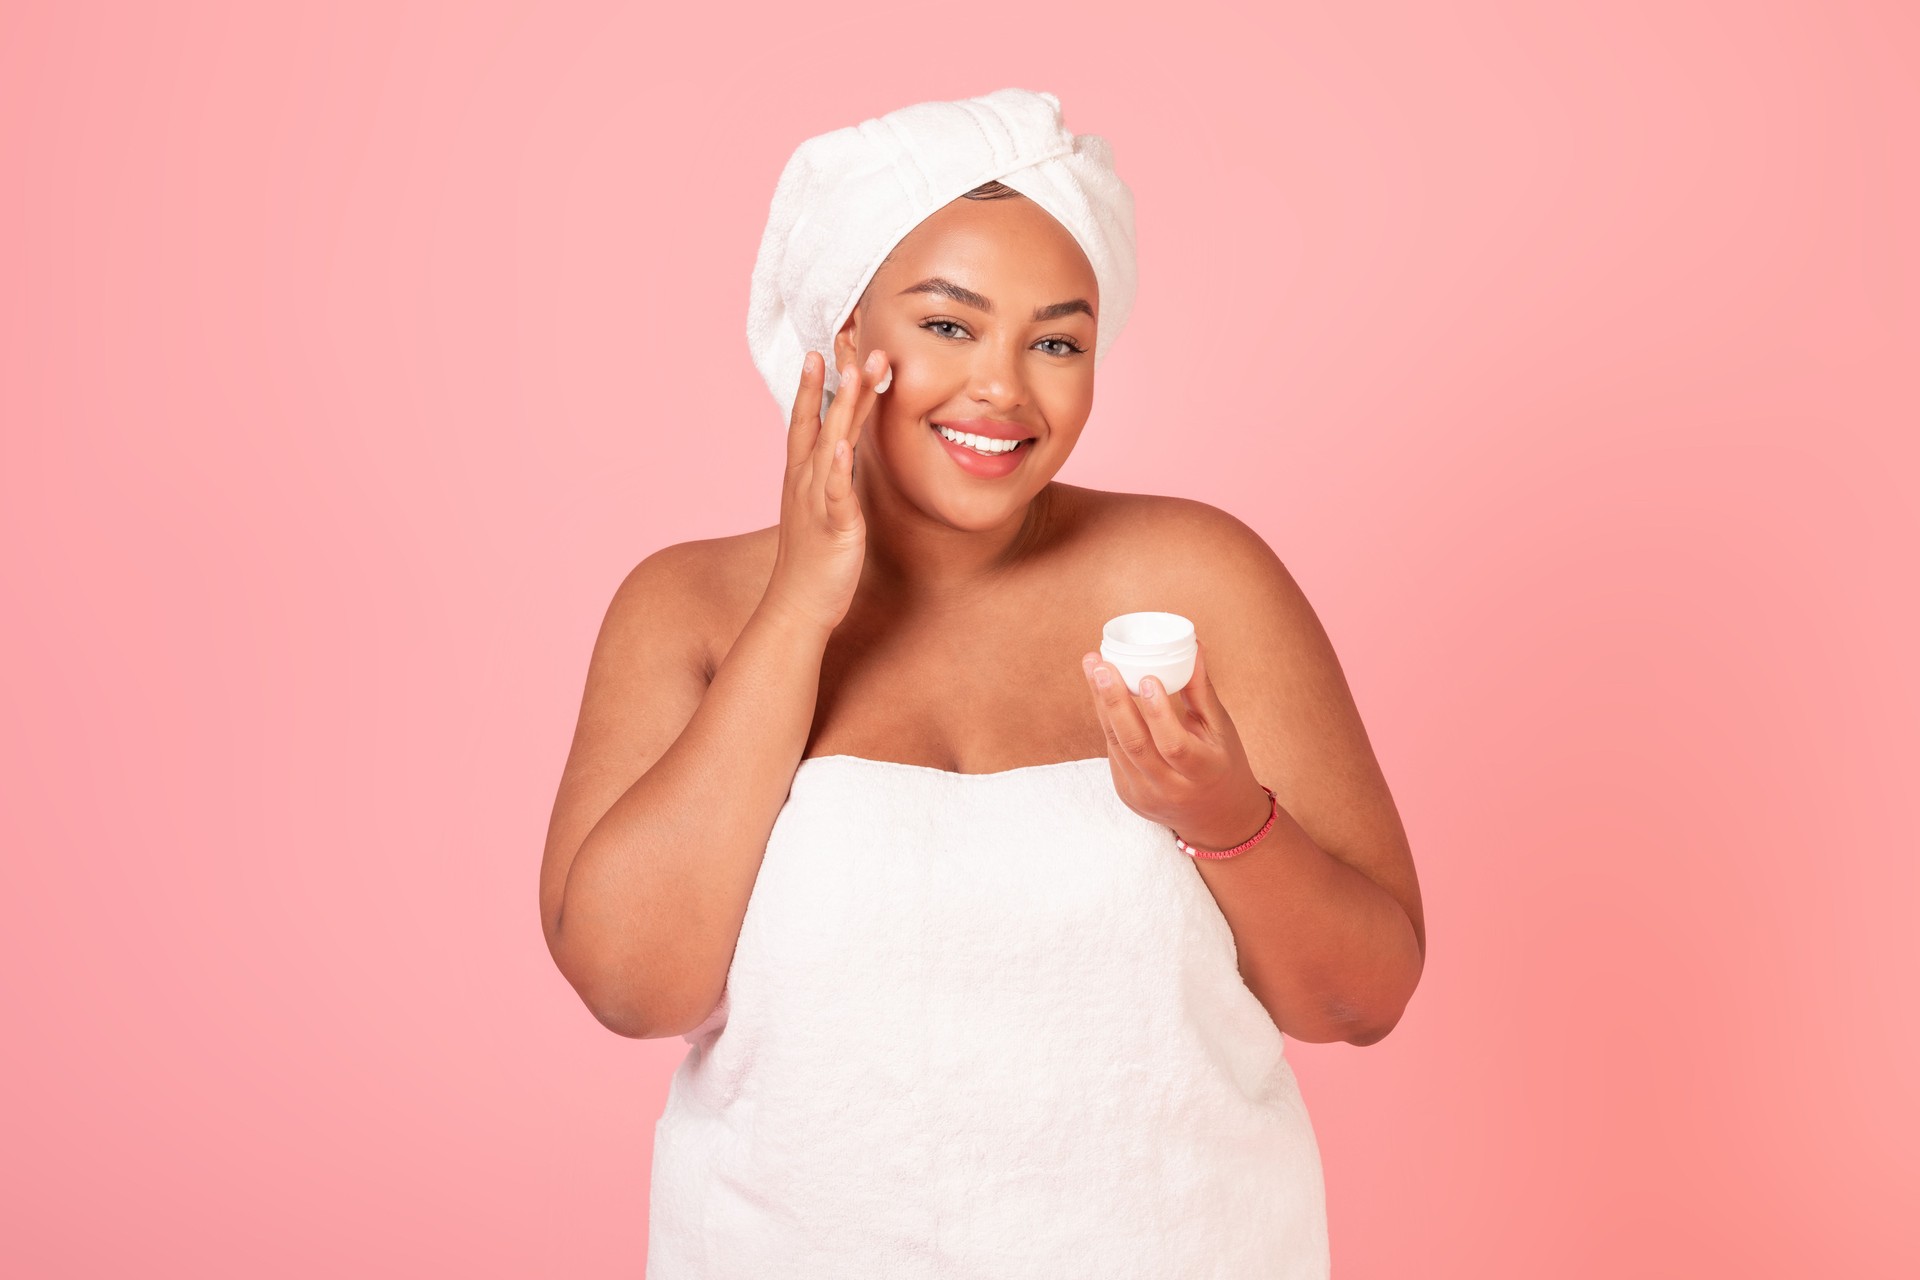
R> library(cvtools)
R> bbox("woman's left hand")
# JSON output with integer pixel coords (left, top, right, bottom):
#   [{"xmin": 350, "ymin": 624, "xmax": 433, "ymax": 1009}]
[{"xmin": 1080, "ymin": 638, "xmax": 1275, "ymax": 852}]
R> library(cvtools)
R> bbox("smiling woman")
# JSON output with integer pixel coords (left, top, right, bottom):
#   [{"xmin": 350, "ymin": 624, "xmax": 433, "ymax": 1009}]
[{"xmin": 541, "ymin": 87, "xmax": 1411, "ymax": 1280}]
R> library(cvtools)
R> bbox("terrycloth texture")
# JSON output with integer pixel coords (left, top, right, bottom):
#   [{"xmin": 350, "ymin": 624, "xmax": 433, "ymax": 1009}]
[
  {"xmin": 746, "ymin": 87, "xmax": 1139, "ymax": 418},
  {"xmin": 647, "ymin": 755, "xmax": 1329, "ymax": 1278}
]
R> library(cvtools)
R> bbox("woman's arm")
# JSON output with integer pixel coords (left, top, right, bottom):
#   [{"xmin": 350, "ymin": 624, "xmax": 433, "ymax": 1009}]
[
  {"xmin": 540, "ymin": 543, "xmax": 831, "ymax": 1038},
  {"xmin": 1146, "ymin": 501, "xmax": 1427, "ymax": 1045}
]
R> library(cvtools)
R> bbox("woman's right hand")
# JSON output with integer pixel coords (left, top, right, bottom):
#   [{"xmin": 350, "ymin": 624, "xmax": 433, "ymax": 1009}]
[{"xmin": 762, "ymin": 347, "xmax": 891, "ymax": 635}]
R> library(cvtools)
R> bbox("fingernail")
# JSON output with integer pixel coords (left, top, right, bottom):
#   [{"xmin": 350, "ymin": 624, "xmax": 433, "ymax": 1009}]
[
  {"xmin": 1094, "ymin": 667, "xmax": 1111, "ymax": 688},
  {"xmin": 1143, "ymin": 677, "xmax": 1157, "ymax": 698}
]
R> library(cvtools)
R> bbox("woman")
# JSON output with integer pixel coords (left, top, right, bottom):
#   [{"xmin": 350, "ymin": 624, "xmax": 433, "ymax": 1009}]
[{"xmin": 540, "ymin": 88, "xmax": 1424, "ymax": 1278}]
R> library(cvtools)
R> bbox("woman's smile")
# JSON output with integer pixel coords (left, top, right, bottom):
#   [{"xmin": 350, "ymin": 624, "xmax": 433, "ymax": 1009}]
[{"xmin": 928, "ymin": 421, "xmax": 1036, "ymax": 477}]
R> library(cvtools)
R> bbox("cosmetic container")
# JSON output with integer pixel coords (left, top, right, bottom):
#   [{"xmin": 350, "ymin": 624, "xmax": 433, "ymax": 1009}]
[{"xmin": 1099, "ymin": 612, "xmax": 1198, "ymax": 697}]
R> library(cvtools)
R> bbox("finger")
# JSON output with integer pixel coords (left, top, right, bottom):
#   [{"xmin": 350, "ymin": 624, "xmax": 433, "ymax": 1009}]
[
  {"xmin": 823, "ymin": 430, "xmax": 858, "ymax": 526},
  {"xmin": 1080, "ymin": 653, "xmax": 1133, "ymax": 779},
  {"xmin": 831, "ymin": 350, "xmax": 888, "ymax": 500},
  {"xmin": 786, "ymin": 351, "xmax": 824, "ymax": 471},
  {"xmin": 1082, "ymin": 653, "xmax": 1161, "ymax": 780},
  {"xmin": 1136, "ymin": 672, "xmax": 1205, "ymax": 776},
  {"xmin": 847, "ymin": 350, "xmax": 889, "ymax": 456},
  {"xmin": 1182, "ymin": 639, "xmax": 1234, "ymax": 738},
  {"xmin": 814, "ymin": 359, "xmax": 863, "ymax": 508}
]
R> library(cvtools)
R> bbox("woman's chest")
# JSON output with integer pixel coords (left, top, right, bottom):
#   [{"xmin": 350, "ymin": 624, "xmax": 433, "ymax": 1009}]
[
  {"xmin": 700, "ymin": 498, "xmax": 1224, "ymax": 774},
  {"xmin": 805, "ymin": 606, "xmax": 1112, "ymax": 771}
]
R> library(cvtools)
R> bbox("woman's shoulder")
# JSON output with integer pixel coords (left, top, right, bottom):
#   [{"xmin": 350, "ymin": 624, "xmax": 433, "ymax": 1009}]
[
  {"xmin": 1055, "ymin": 485, "xmax": 1310, "ymax": 686},
  {"xmin": 1049, "ymin": 480, "xmax": 1247, "ymax": 529},
  {"xmin": 621, "ymin": 527, "xmax": 776, "ymax": 599},
  {"xmin": 1049, "ymin": 483, "xmax": 1278, "ymax": 584},
  {"xmin": 612, "ymin": 527, "xmax": 779, "ymax": 679}
]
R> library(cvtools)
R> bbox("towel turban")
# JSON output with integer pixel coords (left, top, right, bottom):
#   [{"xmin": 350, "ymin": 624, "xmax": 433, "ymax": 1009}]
[{"xmin": 746, "ymin": 87, "xmax": 1138, "ymax": 418}]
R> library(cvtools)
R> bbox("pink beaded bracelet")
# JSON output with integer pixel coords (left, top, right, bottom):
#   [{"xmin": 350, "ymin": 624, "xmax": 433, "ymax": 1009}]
[{"xmin": 1174, "ymin": 784, "xmax": 1279, "ymax": 860}]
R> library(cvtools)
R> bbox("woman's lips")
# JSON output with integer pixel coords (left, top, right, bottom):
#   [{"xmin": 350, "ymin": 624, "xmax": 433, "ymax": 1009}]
[
  {"xmin": 929, "ymin": 423, "xmax": 1033, "ymax": 477},
  {"xmin": 933, "ymin": 418, "xmax": 1033, "ymax": 441}
]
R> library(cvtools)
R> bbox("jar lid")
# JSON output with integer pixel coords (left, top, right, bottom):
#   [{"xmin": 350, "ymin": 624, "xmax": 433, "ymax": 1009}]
[{"xmin": 1100, "ymin": 611, "xmax": 1197, "ymax": 657}]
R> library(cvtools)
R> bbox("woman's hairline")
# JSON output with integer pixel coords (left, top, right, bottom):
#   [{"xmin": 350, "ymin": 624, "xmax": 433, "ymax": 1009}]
[{"xmin": 859, "ymin": 179, "xmax": 1031, "ymax": 312}]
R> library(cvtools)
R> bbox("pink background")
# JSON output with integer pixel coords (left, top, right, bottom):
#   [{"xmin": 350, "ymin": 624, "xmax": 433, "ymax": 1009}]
[{"xmin": 4, "ymin": 2, "xmax": 1914, "ymax": 1274}]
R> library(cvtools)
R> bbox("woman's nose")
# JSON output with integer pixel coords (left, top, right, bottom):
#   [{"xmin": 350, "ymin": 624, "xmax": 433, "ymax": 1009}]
[{"xmin": 966, "ymin": 342, "xmax": 1029, "ymax": 409}]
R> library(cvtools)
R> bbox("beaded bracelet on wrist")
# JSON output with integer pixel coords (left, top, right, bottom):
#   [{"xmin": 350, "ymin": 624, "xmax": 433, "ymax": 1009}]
[{"xmin": 1174, "ymin": 784, "xmax": 1279, "ymax": 860}]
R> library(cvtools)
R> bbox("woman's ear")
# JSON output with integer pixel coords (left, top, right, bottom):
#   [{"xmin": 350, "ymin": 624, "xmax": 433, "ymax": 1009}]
[{"xmin": 831, "ymin": 304, "xmax": 863, "ymax": 375}]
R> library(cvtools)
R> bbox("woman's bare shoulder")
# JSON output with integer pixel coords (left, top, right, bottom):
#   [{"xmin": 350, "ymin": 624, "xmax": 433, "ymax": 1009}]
[
  {"xmin": 1045, "ymin": 482, "xmax": 1247, "ymax": 573},
  {"xmin": 617, "ymin": 526, "xmax": 779, "ymax": 678},
  {"xmin": 1049, "ymin": 480, "xmax": 1224, "ymax": 523}
]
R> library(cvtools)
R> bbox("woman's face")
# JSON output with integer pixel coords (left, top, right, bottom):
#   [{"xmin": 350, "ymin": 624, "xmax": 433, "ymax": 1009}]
[{"xmin": 832, "ymin": 194, "xmax": 1100, "ymax": 528}]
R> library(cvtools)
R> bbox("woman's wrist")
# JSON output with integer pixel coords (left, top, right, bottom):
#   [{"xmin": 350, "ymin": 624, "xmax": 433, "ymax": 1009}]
[
  {"xmin": 1176, "ymin": 781, "xmax": 1278, "ymax": 854},
  {"xmin": 753, "ymin": 591, "xmax": 838, "ymax": 648}
]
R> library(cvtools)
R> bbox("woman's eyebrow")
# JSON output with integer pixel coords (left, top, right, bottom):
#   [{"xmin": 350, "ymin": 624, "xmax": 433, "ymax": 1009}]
[{"xmin": 896, "ymin": 276, "xmax": 1093, "ymax": 323}]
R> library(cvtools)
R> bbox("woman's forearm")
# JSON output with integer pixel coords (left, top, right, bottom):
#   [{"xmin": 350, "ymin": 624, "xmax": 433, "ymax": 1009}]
[
  {"xmin": 556, "ymin": 597, "xmax": 831, "ymax": 1037},
  {"xmin": 1189, "ymin": 797, "xmax": 1423, "ymax": 1045}
]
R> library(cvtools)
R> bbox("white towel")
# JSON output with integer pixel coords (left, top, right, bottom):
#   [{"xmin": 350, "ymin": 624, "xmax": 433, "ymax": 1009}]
[
  {"xmin": 646, "ymin": 755, "xmax": 1330, "ymax": 1278},
  {"xmin": 746, "ymin": 87, "xmax": 1139, "ymax": 417}
]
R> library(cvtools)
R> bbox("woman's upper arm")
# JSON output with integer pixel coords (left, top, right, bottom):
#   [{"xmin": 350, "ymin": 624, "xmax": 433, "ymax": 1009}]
[
  {"xmin": 1168, "ymin": 500, "xmax": 1426, "ymax": 962},
  {"xmin": 539, "ymin": 543, "xmax": 715, "ymax": 947}
]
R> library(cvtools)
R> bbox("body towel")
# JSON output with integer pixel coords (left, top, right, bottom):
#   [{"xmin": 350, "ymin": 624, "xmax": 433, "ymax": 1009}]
[{"xmin": 646, "ymin": 755, "xmax": 1330, "ymax": 1278}]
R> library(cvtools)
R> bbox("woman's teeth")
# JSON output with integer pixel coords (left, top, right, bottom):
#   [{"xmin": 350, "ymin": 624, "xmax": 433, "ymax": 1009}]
[{"xmin": 933, "ymin": 423, "xmax": 1028, "ymax": 454}]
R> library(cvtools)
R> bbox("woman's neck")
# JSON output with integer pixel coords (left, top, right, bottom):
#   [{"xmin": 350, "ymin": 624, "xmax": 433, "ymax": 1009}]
[{"xmin": 853, "ymin": 482, "xmax": 1066, "ymax": 613}]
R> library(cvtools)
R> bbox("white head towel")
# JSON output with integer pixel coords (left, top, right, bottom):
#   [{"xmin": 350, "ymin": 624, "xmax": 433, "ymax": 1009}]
[{"xmin": 746, "ymin": 87, "xmax": 1138, "ymax": 417}]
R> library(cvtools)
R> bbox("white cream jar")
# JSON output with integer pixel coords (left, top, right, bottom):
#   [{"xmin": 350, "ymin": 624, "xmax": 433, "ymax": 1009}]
[{"xmin": 1099, "ymin": 612, "xmax": 1198, "ymax": 696}]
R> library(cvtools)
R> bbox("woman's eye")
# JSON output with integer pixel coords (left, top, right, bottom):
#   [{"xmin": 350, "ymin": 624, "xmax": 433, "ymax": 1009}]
[{"xmin": 921, "ymin": 319, "xmax": 1086, "ymax": 357}]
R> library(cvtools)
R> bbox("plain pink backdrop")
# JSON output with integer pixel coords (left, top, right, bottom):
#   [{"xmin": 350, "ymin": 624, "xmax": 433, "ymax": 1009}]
[{"xmin": 3, "ymin": 1, "xmax": 1915, "ymax": 1275}]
